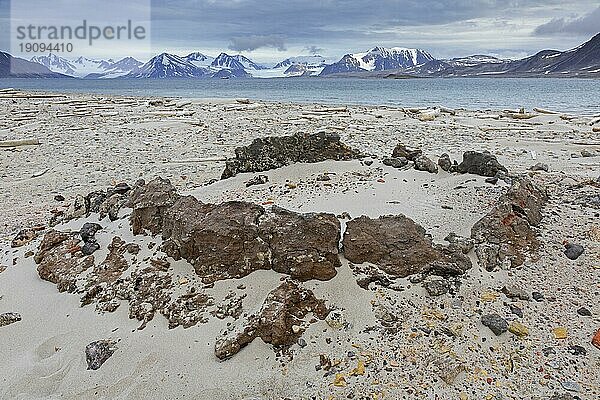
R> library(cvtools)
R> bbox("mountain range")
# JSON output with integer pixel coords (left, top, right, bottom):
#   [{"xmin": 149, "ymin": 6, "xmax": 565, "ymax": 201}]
[{"xmin": 1, "ymin": 33, "xmax": 598, "ymax": 79}]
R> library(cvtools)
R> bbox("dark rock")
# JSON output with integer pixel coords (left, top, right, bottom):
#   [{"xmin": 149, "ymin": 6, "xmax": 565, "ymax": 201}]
[
  {"xmin": 86, "ymin": 191, "xmax": 107, "ymax": 214},
  {"xmin": 471, "ymin": 177, "xmax": 547, "ymax": 271},
  {"xmin": 85, "ymin": 340, "xmax": 117, "ymax": 370},
  {"xmin": 532, "ymin": 291, "xmax": 544, "ymax": 302},
  {"xmin": 508, "ymin": 304, "xmax": 523, "ymax": 318},
  {"xmin": 11, "ymin": 228, "xmax": 39, "ymax": 248},
  {"xmin": 414, "ymin": 155, "xmax": 439, "ymax": 174},
  {"xmin": 245, "ymin": 175, "xmax": 269, "ymax": 187},
  {"xmin": 258, "ymin": 206, "xmax": 341, "ymax": 281},
  {"xmin": 485, "ymin": 177, "xmax": 498, "ymax": 185},
  {"xmin": 54, "ymin": 195, "xmax": 65, "ymax": 202},
  {"xmin": 581, "ymin": 149, "xmax": 595, "ymax": 157},
  {"xmin": 392, "ymin": 143, "xmax": 422, "ymax": 161},
  {"xmin": 343, "ymin": 214, "xmax": 471, "ymax": 278},
  {"xmin": 564, "ymin": 243, "xmax": 584, "ymax": 260},
  {"xmin": 568, "ymin": 345, "xmax": 586, "ymax": 356},
  {"xmin": 363, "ymin": 160, "xmax": 374, "ymax": 166},
  {"xmin": 214, "ymin": 281, "xmax": 328, "ymax": 360},
  {"xmin": 438, "ymin": 154, "xmax": 452, "ymax": 172},
  {"xmin": 0, "ymin": 312, "xmax": 22, "ymax": 327},
  {"xmin": 457, "ymin": 151, "xmax": 508, "ymax": 177},
  {"xmin": 422, "ymin": 276, "xmax": 449, "ymax": 296},
  {"xmin": 531, "ymin": 163, "xmax": 549, "ymax": 172},
  {"xmin": 383, "ymin": 157, "xmax": 408, "ymax": 168},
  {"xmin": 128, "ymin": 178, "xmax": 181, "ymax": 235},
  {"xmin": 81, "ymin": 240, "xmax": 100, "ymax": 256},
  {"xmin": 161, "ymin": 196, "xmax": 269, "ymax": 283},
  {"xmin": 502, "ymin": 285, "xmax": 531, "ymax": 301},
  {"xmin": 316, "ymin": 174, "xmax": 331, "ymax": 181},
  {"xmin": 577, "ymin": 307, "xmax": 592, "ymax": 317},
  {"xmin": 481, "ymin": 313, "xmax": 508, "ymax": 336},
  {"xmin": 112, "ymin": 182, "xmax": 131, "ymax": 195},
  {"xmin": 80, "ymin": 223, "xmax": 102, "ymax": 243},
  {"xmin": 221, "ymin": 132, "xmax": 360, "ymax": 179}
]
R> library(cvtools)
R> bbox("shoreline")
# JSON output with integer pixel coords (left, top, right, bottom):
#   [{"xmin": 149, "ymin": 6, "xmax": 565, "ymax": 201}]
[{"xmin": 1, "ymin": 90, "xmax": 599, "ymax": 236}]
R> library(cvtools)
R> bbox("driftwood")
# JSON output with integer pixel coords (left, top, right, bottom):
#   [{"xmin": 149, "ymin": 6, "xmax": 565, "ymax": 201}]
[
  {"xmin": 504, "ymin": 112, "xmax": 536, "ymax": 120},
  {"xmin": 593, "ymin": 127, "xmax": 600, "ymax": 133},
  {"xmin": 438, "ymin": 106, "xmax": 456, "ymax": 115},
  {"xmin": 308, "ymin": 107, "xmax": 348, "ymax": 113},
  {"xmin": 169, "ymin": 157, "xmax": 227, "ymax": 163},
  {"xmin": 0, "ymin": 138, "xmax": 40, "ymax": 147},
  {"xmin": 236, "ymin": 99, "xmax": 251, "ymax": 104},
  {"xmin": 533, "ymin": 107, "xmax": 560, "ymax": 115},
  {"xmin": 418, "ymin": 109, "xmax": 441, "ymax": 121},
  {"xmin": 224, "ymin": 104, "xmax": 262, "ymax": 112}
]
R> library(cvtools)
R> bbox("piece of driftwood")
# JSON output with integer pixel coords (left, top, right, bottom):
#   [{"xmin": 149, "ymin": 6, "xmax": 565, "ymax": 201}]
[
  {"xmin": 0, "ymin": 138, "xmax": 40, "ymax": 147},
  {"xmin": 479, "ymin": 126, "xmax": 535, "ymax": 132},
  {"xmin": 533, "ymin": 107, "xmax": 559, "ymax": 115},
  {"xmin": 593, "ymin": 127, "xmax": 600, "ymax": 133},
  {"xmin": 308, "ymin": 107, "xmax": 348, "ymax": 113},
  {"xmin": 504, "ymin": 112, "xmax": 536, "ymax": 120},
  {"xmin": 418, "ymin": 109, "xmax": 441, "ymax": 121},
  {"xmin": 31, "ymin": 168, "xmax": 49, "ymax": 178},
  {"xmin": 169, "ymin": 157, "xmax": 227, "ymax": 163},
  {"xmin": 236, "ymin": 99, "xmax": 251, "ymax": 104},
  {"xmin": 438, "ymin": 106, "xmax": 456, "ymax": 115}
]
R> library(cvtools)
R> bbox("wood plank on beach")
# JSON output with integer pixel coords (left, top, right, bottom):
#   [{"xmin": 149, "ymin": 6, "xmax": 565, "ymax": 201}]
[{"xmin": 0, "ymin": 138, "xmax": 40, "ymax": 147}]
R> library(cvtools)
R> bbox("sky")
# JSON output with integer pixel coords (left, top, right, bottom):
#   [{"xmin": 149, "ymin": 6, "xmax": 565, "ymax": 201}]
[{"xmin": 0, "ymin": 0, "xmax": 599, "ymax": 63}]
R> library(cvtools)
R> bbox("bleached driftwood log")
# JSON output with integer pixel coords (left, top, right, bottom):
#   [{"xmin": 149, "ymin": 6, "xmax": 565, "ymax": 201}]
[
  {"xmin": 169, "ymin": 157, "xmax": 227, "ymax": 163},
  {"xmin": 418, "ymin": 109, "xmax": 441, "ymax": 121},
  {"xmin": 0, "ymin": 138, "xmax": 40, "ymax": 147},
  {"xmin": 533, "ymin": 107, "xmax": 560, "ymax": 115}
]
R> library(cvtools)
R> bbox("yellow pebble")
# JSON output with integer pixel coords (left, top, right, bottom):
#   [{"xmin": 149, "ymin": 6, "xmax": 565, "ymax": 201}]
[
  {"xmin": 508, "ymin": 322, "xmax": 529, "ymax": 337},
  {"xmin": 552, "ymin": 327, "xmax": 567, "ymax": 339}
]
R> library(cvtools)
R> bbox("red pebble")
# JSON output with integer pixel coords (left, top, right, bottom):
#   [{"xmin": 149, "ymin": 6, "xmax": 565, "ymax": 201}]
[{"xmin": 593, "ymin": 328, "xmax": 600, "ymax": 349}]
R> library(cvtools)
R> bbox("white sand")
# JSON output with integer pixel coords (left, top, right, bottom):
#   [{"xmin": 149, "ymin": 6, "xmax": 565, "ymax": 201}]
[{"xmin": 1, "ymin": 91, "xmax": 599, "ymax": 399}]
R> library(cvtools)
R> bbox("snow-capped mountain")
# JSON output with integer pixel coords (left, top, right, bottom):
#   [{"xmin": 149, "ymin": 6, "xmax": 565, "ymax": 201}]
[
  {"xmin": 1, "ymin": 51, "xmax": 68, "ymax": 78},
  {"xmin": 320, "ymin": 47, "xmax": 433, "ymax": 75},
  {"xmin": 185, "ymin": 52, "xmax": 215, "ymax": 68},
  {"xmin": 211, "ymin": 53, "xmax": 265, "ymax": 71},
  {"xmin": 30, "ymin": 54, "xmax": 77, "ymax": 76},
  {"xmin": 274, "ymin": 55, "xmax": 327, "ymax": 69},
  {"xmin": 125, "ymin": 53, "xmax": 207, "ymax": 79},
  {"xmin": 30, "ymin": 54, "xmax": 142, "ymax": 78}
]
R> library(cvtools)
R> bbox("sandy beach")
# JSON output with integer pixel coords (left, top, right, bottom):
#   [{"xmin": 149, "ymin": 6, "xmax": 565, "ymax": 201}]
[{"xmin": 1, "ymin": 90, "xmax": 599, "ymax": 399}]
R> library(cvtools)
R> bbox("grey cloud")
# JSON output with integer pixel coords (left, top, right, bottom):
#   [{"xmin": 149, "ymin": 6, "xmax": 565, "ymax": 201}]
[
  {"xmin": 304, "ymin": 45, "xmax": 324, "ymax": 55},
  {"xmin": 228, "ymin": 35, "xmax": 287, "ymax": 52},
  {"xmin": 534, "ymin": 6, "xmax": 600, "ymax": 36}
]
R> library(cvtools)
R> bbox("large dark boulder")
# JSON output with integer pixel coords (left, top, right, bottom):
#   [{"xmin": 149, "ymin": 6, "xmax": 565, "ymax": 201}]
[
  {"xmin": 342, "ymin": 215, "xmax": 471, "ymax": 278},
  {"xmin": 259, "ymin": 206, "xmax": 341, "ymax": 281},
  {"xmin": 221, "ymin": 132, "xmax": 360, "ymax": 179},
  {"xmin": 128, "ymin": 178, "xmax": 181, "ymax": 235},
  {"xmin": 161, "ymin": 197, "xmax": 270, "ymax": 283},
  {"xmin": 457, "ymin": 151, "xmax": 508, "ymax": 177}
]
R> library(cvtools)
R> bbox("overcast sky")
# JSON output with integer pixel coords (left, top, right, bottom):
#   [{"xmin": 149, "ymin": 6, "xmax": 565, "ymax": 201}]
[{"xmin": 1, "ymin": 0, "xmax": 599, "ymax": 62}]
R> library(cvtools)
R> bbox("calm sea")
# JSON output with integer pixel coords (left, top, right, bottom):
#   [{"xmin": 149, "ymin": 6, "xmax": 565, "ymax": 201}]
[{"xmin": 1, "ymin": 77, "xmax": 598, "ymax": 115}]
